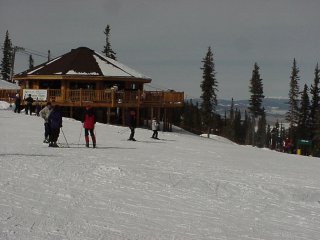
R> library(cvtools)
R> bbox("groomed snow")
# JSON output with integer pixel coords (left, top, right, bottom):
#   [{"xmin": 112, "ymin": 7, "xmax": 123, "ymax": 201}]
[{"xmin": 0, "ymin": 103, "xmax": 319, "ymax": 240}]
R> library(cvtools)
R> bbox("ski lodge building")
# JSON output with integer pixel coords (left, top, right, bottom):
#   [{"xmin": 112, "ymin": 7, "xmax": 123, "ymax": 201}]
[{"xmin": 2, "ymin": 47, "xmax": 184, "ymax": 130}]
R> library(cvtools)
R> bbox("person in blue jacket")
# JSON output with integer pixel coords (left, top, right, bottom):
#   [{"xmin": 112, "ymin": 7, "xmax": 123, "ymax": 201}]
[{"xmin": 48, "ymin": 105, "xmax": 62, "ymax": 147}]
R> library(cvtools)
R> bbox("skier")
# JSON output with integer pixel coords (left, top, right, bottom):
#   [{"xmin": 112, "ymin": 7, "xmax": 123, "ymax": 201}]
[
  {"xmin": 82, "ymin": 105, "xmax": 96, "ymax": 148},
  {"xmin": 24, "ymin": 94, "xmax": 34, "ymax": 115},
  {"xmin": 127, "ymin": 110, "xmax": 137, "ymax": 141},
  {"xmin": 151, "ymin": 117, "xmax": 160, "ymax": 139},
  {"xmin": 39, "ymin": 102, "xmax": 52, "ymax": 143},
  {"xmin": 48, "ymin": 105, "xmax": 62, "ymax": 147},
  {"xmin": 14, "ymin": 93, "xmax": 21, "ymax": 113}
]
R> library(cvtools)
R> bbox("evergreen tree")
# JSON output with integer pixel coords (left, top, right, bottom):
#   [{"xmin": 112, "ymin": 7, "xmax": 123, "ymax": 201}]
[
  {"xmin": 245, "ymin": 111, "xmax": 254, "ymax": 145},
  {"xmin": 193, "ymin": 101, "xmax": 202, "ymax": 133},
  {"xmin": 270, "ymin": 121, "xmax": 280, "ymax": 150},
  {"xmin": 266, "ymin": 124, "xmax": 271, "ymax": 148},
  {"xmin": 233, "ymin": 109, "xmax": 242, "ymax": 144},
  {"xmin": 286, "ymin": 58, "xmax": 300, "ymax": 129},
  {"xmin": 256, "ymin": 109, "xmax": 267, "ymax": 148},
  {"xmin": 310, "ymin": 63, "xmax": 320, "ymax": 133},
  {"xmin": 312, "ymin": 110, "xmax": 320, "ymax": 156},
  {"xmin": 29, "ymin": 55, "xmax": 34, "ymax": 69},
  {"xmin": 225, "ymin": 98, "xmax": 235, "ymax": 140},
  {"xmin": 297, "ymin": 84, "xmax": 311, "ymax": 140},
  {"xmin": 102, "ymin": 25, "xmax": 117, "ymax": 60},
  {"xmin": 200, "ymin": 47, "xmax": 218, "ymax": 137},
  {"xmin": 311, "ymin": 64, "xmax": 320, "ymax": 156},
  {"xmin": 248, "ymin": 62, "xmax": 265, "ymax": 117},
  {"xmin": 1, "ymin": 30, "xmax": 13, "ymax": 81}
]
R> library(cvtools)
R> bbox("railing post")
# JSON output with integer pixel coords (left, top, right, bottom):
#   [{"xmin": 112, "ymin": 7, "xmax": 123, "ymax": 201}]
[
  {"xmin": 80, "ymin": 88, "xmax": 82, "ymax": 106},
  {"xmin": 111, "ymin": 90, "xmax": 115, "ymax": 107},
  {"xmin": 137, "ymin": 89, "xmax": 141, "ymax": 106}
]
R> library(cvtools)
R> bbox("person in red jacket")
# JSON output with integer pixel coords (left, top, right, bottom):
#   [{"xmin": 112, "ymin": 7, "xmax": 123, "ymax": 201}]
[{"xmin": 82, "ymin": 105, "xmax": 96, "ymax": 148}]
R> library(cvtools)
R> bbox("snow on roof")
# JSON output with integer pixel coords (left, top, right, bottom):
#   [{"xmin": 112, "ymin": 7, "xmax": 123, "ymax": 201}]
[
  {"xmin": 94, "ymin": 52, "xmax": 149, "ymax": 79},
  {"xmin": 15, "ymin": 47, "xmax": 151, "ymax": 81},
  {"xmin": 0, "ymin": 79, "xmax": 20, "ymax": 89}
]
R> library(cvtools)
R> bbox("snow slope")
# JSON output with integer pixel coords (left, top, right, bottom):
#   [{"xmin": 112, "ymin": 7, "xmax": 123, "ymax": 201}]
[{"xmin": 0, "ymin": 105, "xmax": 319, "ymax": 240}]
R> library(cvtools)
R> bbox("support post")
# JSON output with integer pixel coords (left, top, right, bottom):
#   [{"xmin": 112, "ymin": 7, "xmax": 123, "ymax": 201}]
[{"xmin": 107, "ymin": 107, "xmax": 111, "ymax": 124}]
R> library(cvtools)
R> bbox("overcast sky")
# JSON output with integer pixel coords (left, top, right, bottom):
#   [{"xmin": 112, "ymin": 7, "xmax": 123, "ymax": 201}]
[{"xmin": 1, "ymin": 0, "xmax": 319, "ymax": 99}]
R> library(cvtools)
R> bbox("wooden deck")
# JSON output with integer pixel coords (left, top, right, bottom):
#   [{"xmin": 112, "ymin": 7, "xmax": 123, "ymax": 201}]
[{"xmin": 0, "ymin": 89, "xmax": 184, "ymax": 108}]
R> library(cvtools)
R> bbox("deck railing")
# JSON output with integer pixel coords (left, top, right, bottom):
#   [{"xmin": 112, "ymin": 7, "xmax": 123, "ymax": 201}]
[
  {"xmin": 45, "ymin": 89, "xmax": 183, "ymax": 107},
  {"xmin": 0, "ymin": 89, "xmax": 184, "ymax": 107},
  {"xmin": 0, "ymin": 89, "xmax": 19, "ymax": 102}
]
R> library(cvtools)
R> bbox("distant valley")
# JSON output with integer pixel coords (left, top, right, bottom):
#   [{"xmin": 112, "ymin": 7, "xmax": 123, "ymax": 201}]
[{"xmin": 190, "ymin": 97, "xmax": 289, "ymax": 125}]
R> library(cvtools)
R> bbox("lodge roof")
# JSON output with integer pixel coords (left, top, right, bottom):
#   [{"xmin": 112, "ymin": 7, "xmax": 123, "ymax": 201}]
[
  {"xmin": 0, "ymin": 79, "xmax": 20, "ymax": 89},
  {"xmin": 14, "ymin": 47, "xmax": 151, "ymax": 82}
]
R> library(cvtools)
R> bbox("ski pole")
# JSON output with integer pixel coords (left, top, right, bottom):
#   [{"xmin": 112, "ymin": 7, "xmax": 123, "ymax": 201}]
[{"xmin": 61, "ymin": 127, "xmax": 70, "ymax": 148}]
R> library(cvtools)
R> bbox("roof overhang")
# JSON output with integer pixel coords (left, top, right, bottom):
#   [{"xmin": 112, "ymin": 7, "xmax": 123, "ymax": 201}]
[{"xmin": 13, "ymin": 74, "xmax": 151, "ymax": 83}]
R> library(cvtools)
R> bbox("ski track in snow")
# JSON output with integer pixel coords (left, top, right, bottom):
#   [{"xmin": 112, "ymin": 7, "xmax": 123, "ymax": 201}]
[{"xmin": 0, "ymin": 109, "xmax": 320, "ymax": 239}]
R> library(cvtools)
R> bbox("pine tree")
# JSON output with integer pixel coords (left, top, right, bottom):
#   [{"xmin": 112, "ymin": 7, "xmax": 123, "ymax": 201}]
[
  {"xmin": 311, "ymin": 64, "xmax": 320, "ymax": 156},
  {"xmin": 256, "ymin": 109, "xmax": 267, "ymax": 148},
  {"xmin": 245, "ymin": 111, "xmax": 254, "ymax": 145},
  {"xmin": 270, "ymin": 121, "xmax": 280, "ymax": 150},
  {"xmin": 225, "ymin": 98, "xmax": 235, "ymax": 141},
  {"xmin": 29, "ymin": 55, "xmax": 34, "ymax": 69},
  {"xmin": 233, "ymin": 109, "xmax": 242, "ymax": 144},
  {"xmin": 200, "ymin": 47, "xmax": 218, "ymax": 137},
  {"xmin": 286, "ymin": 58, "xmax": 300, "ymax": 129},
  {"xmin": 297, "ymin": 84, "xmax": 311, "ymax": 140},
  {"xmin": 1, "ymin": 30, "xmax": 13, "ymax": 81},
  {"xmin": 248, "ymin": 62, "xmax": 265, "ymax": 117},
  {"xmin": 310, "ymin": 63, "xmax": 320, "ymax": 132},
  {"xmin": 102, "ymin": 25, "xmax": 117, "ymax": 60}
]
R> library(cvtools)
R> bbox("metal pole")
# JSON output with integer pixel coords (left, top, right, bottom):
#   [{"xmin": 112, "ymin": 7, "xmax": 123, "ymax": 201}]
[{"xmin": 61, "ymin": 128, "xmax": 70, "ymax": 148}]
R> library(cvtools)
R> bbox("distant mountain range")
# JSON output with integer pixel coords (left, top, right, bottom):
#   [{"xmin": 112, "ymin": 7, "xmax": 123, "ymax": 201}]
[
  {"xmin": 189, "ymin": 97, "xmax": 289, "ymax": 125},
  {"xmin": 218, "ymin": 98, "xmax": 289, "ymax": 124}
]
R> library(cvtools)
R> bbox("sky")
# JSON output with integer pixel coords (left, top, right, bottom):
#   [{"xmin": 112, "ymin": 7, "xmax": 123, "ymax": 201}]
[
  {"xmin": 0, "ymin": 0, "xmax": 320, "ymax": 100},
  {"xmin": 0, "ymin": 106, "xmax": 319, "ymax": 239}
]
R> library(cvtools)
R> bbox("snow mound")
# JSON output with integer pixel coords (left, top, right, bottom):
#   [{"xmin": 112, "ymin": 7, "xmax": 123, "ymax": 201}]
[{"xmin": 0, "ymin": 101, "xmax": 12, "ymax": 110}]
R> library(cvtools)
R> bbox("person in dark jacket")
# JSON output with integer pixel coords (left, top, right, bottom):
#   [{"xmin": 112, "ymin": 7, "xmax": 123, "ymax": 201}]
[
  {"xmin": 128, "ymin": 110, "xmax": 137, "ymax": 141},
  {"xmin": 14, "ymin": 93, "xmax": 21, "ymax": 113},
  {"xmin": 82, "ymin": 105, "xmax": 96, "ymax": 148},
  {"xmin": 25, "ymin": 94, "xmax": 34, "ymax": 115},
  {"xmin": 48, "ymin": 105, "xmax": 62, "ymax": 147}
]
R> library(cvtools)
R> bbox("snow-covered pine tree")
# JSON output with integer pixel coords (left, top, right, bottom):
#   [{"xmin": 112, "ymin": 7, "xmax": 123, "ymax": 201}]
[
  {"xmin": 200, "ymin": 46, "xmax": 218, "ymax": 137},
  {"xmin": 102, "ymin": 25, "xmax": 117, "ymax": 60},
  {"xmin": 0, "ymin": 31, "xmax": 13, "ymax": 81}
]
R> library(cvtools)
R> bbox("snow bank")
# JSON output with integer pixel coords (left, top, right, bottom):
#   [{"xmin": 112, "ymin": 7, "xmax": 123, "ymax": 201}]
[{"xmin": 0, "ymin": 101, "xmax": 12, "ymax": 110}]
